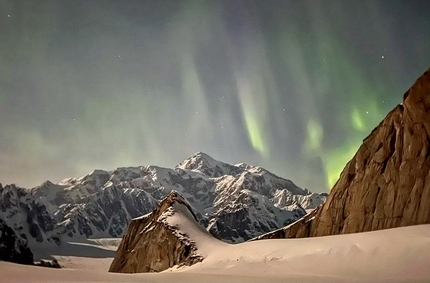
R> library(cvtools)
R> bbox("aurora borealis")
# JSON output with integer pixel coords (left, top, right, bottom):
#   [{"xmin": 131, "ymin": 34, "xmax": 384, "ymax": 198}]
[{"xmin": 1, "ymin": 1, "xmax": 429, "ymax": 192}]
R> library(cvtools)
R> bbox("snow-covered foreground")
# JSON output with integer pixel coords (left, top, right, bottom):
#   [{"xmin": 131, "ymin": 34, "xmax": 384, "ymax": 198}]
[
  {"xmin": 2, "ymin": 223, "xmax": 430, "ymax": 282},
  {"xmin": 182, "ymin": 225, "xmax": 430, "ymax": 281}
]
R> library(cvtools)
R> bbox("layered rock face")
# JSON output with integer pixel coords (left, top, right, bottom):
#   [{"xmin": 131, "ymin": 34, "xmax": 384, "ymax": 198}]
[
  {"xmin": 0, "ymin": 217, "xmax": 33, "ymax": 264},
  {"xmin": 258, "ymin": 67, "xmax": 430, "ymax": 239},
  {"xmin": 109, "ymin": 191, "xmax": 203, "ymax": 273}
]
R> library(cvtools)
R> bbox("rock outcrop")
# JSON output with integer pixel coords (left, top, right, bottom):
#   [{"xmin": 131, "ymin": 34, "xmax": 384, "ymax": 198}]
[
  {"xmin": 109, "ymin": 191, "xmax": 203, "ymax": 273},
  {"xmin": 35, "ymin": 259, "xmax": 61, "ymax": 268},
  {"xmin": 0, "ymin": 217, "xmax": 33, "ymax": 264},
  {"xmin": 254, "ymin": 206, "xmax": 320, "ymax": 240},
  {"xmin": 257, "ymin": 67, "xmax": 430, "ymax": 239}
]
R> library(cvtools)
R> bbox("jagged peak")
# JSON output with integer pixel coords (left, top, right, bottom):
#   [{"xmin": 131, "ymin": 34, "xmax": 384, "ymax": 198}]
[
  {"xmin": 235, "ymin": 162, "xmax": 300, "ymax": 187},
  {"xmin": 149, "ymin": 190, "xmax": 198, "ymax": 222},
  {"xmin": 30, "ymin": 180, "xmax": 64, "ymax": 194},
  {"xmin": 402, "ymin": 67, "xmax": 430, "ymax": 135},
  {"xmin": 111, "ymin": 166, "xmax": 147, "ymax": 173},
  {"xmin": 177, "ymin": 152, "xmax": 220, "ymax": 167},
  {"xmin": 58, "ymin": 177, "xmax": 77, "ymax": 185},
  {"xmin": 191, "ymin": 151, "xmax": 215, "ymax": 160},
  {"xmin": 40, "ymin": 180, "xmax": 54, "ymax": 186},
  {"xmin": 86, "ymin": 169, "xmax": 109, "ymax": 177},
  {"xmin": 2, "ymin": 183, "xmax": 24, "ymax": 191},
  {"xmin": 176, "ymin": 152, "xmax": 236, "ymax": 178},
  {"xmin": 235, "ymin": 163, "xmax": 266, "ymax": 173},
  {"xmin": 109, "ymin": 190, "xmax": 204, "ymax": 273},
  {"xmin": 162, "ymin": 190, "xmax": 188, "ymax": 206},
  {"xmin": 235, "ymin": 162, "xmax": 252, "ymax": 168},
  {"xmin": 403, "ymin": 67, "xmax": 430, "ymax": 104}
]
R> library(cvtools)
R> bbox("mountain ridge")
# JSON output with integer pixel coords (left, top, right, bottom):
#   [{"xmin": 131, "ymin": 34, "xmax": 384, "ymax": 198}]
[{"xmin": 0, "ymin": 152, "xmax": 325, "ymax": 256}]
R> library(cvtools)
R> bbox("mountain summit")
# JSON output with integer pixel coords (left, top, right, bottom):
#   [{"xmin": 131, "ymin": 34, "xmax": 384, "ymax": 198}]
[
  {"xmin": 176, "ymin": 152, "xmax": 241, "ymax": 177},
  {"xmin": 257, "ymin": 67, "xmax": 430, "ymax": 240}
]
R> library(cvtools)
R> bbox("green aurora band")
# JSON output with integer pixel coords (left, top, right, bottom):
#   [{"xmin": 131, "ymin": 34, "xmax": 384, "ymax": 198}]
[{"xmin": 1, "ymin": 0, "xmax": 427, "ymax": 192}]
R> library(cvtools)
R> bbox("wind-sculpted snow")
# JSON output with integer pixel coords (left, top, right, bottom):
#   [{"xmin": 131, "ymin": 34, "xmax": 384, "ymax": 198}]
[{"xmin": 0, "ymin": 152, "xmax": 325, "ymax": 250}]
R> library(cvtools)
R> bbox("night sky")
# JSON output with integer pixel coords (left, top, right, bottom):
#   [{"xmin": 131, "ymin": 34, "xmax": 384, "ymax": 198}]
[{"xmin": 1, "ymin": 1, "xmax": 429, "ymax": 192}]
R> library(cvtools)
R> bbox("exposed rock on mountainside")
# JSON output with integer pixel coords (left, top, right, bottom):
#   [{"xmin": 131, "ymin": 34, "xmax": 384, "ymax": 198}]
[
  {"xmin": 35, "ymin": 259, "xmax": 61, "ymax": 268},
  {"xmin": 0, "ymin": 217, "xmax": 33, "ymax": 264},
  {"xmin": 257, "ymin": 67, "xmax": 430, "ymax": 239},
  {"xmin": 0, "ymin": 153, "xmax": 325, "ymax": 247},
  {"xmin": 109, "ymin": 191, "xmax": 203, "ymax": 273},
  {"xmin": 254, "ymin": 206, "xmax": 320, "ymax": 240},
  {"xmin": 1, "ymin": 183, "xmax": 64, "ymax": 245},
  {"xmin": 0, "ymin": 181, "xmax": 157, "ymax": 246}
]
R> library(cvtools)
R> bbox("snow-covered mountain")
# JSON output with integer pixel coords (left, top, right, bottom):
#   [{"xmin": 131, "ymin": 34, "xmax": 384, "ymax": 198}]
[{"xmin": 0, "ymin": 152, "xmax": 325, "ymax": 250}]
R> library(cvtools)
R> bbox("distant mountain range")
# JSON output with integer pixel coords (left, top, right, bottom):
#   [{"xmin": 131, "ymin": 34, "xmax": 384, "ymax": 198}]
[{"xmin": 0, "ymin": 151, "xmax": 326, "ymax": 258}]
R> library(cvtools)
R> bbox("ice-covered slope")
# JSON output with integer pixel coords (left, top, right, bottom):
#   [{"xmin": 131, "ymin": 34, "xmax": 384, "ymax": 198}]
[{"xmin": 0, "ymin": 152, "xmax": 325, "ymax": 250}]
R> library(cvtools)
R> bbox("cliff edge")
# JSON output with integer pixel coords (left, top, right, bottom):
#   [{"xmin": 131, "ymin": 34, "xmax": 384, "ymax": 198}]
[{"xmin": 257, "ymin": 67, "xmax": 430, "ymax": 239}]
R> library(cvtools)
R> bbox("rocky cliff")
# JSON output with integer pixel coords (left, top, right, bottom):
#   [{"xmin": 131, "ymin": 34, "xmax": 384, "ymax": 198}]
[
  {"xmin": 0, "ymin": 217, "xmax": 33, "ymax": 264},
  {"xmin": 109, "ymin": 191, "xmax": 203, "ymax": 273},
  {"xmin": 257, "ymin": 67, "xmax": 430, "ymax": 239}
]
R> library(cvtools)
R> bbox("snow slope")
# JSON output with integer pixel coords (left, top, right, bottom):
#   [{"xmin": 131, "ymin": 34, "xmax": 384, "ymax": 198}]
[
  {"xmin": 1, "ymin": 219, "xmax": 429, "ymax": 282},
  {"xmin": 166, "ymin": 202, "xmax": 430, "ymax": 282},
  {"xmin": 184, "ymin": 226, "xmax": 430, "ymax": 281}
]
